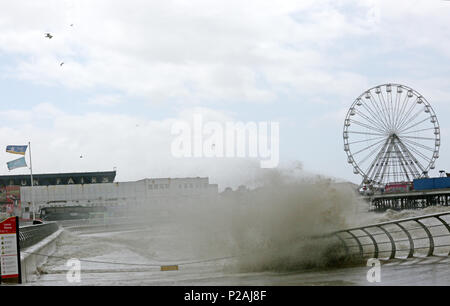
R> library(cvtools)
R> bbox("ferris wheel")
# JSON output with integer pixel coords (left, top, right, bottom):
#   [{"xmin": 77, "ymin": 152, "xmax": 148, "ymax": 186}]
[{"xmin": 343, "ymin": 83, "xmax": 440, "ymax": 188}]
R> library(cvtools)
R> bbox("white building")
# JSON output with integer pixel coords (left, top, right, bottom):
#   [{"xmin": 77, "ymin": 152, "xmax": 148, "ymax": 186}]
[{"xmin": 20, "ymin": 177, "xmax": 219, "ymax": 215}]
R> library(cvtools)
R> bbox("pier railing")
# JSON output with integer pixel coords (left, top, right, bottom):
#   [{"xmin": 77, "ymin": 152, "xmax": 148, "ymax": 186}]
[
  {"xmin": 19, "ymin": 222, "xmax": 59, "ymax": 249},
  {"xmin": 331, "ymin": 211, "xmax": 450, "ymax": 259}
]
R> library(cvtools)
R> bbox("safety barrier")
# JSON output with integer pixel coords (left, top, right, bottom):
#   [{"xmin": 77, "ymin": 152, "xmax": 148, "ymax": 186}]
[
  {"xmin": 330, "ymin": 211, "xmax": 450, "ymax": 260},
  {"xmin": 19, "ymin": 222, "xmax": 60, "ymax": 249}
]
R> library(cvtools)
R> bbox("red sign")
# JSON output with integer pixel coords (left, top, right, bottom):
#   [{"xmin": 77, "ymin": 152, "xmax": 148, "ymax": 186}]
[
  {"xmin": 385, "ymin": 182, "xmax": 411, "ymax": 193},
  {"xmin": 0, "ymin": 216, "xmax": 16, "ymax": 234},
  {"xmin": 0, "ymin": 216, "xmax": 21, "ymax": 283}
]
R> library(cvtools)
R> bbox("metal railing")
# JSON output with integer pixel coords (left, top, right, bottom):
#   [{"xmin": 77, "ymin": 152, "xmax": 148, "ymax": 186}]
[
  {"xmin": 330, "ymin": 211, "xmax": 450, "ymax": 260},
  {"xmin": 19, "ymin": 222, "xmax": 59, "ymax": 249}
]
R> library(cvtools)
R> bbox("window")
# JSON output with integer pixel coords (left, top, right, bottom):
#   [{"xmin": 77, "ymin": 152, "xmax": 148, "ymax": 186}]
[{"xmin": 149, "ymin": 185, "xmax": 153, "ymax": 190}]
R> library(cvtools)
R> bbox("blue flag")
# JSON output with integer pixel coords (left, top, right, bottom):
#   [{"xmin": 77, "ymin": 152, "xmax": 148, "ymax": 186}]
[
  {"xmin": 7, "ymin": 157, "xmax": 27, "ymax": 170},
  {"xmin": 6, "ymin": 145, "xmax": 28, "ymax": 155}
]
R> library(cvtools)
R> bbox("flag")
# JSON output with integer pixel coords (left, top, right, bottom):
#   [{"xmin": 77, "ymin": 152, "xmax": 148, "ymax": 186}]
[
  {"xmin": 7, "ymin": 157, "xmax": 27, "ymax": 170},
  {"xmin": 6, "ymin": 145, "xmax": 28, "ymax": 155}
]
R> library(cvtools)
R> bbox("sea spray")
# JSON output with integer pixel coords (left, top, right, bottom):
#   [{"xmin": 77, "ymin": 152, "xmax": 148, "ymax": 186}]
[{"xmin": 168, "ymin": 169, "xmax": 364, "ymax": 272}]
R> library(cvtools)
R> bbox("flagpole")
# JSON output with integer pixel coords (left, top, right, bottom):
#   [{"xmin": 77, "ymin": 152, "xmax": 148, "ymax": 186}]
[{"xmin": 28, "ymin": 141, "xmax": 35, "ymax": 221}]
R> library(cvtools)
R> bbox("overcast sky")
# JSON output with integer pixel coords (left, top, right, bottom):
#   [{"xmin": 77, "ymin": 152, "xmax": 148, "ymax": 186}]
[{"xmin": 1, "ymin": 0, "xmax": 450, "ymax": 189}]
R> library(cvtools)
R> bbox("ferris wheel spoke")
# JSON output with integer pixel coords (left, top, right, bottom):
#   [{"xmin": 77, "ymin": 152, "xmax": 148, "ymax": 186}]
[
  {"xmin": 400, "ymin": 127, "xmax": 435, "ymax": 135},
  {"xmin": 374, "ymin": 90, "xmax": 390, "ymax": 125},
  {"xmin": 399, "ymin": 139, "xmax": 432, "ymax": 161},
  {"xmin": 378, "ymin": 90, "xmax": 393, "ymax": 128},
  {"xmin": 393, "ymin": 89, "xmax": 404, "ymax": 127},
  {"xmin": 391, "ymin": 90, "xmax": 399, "ymax": 128},
  {"xmin": 355, "ymin": 109, "xmax": 387, "ymax": 131},
  {"xmin": 366, "ymin": 93, "xmax": 391, "ymax": 130},
  {"xmin": 396, "ymin": 107, "xmax": 424, "ymax": 131},
  {"xmin": 395, "ymin": 97, "xmax": 419, "ymax": 131},
  {"xmin": 359, "ymin": 141, "xmax": 387, "ymax": 165},
  {"xmin": 375, "ymin": 91, "xmax": 389, "ymax": 127},
  {"xmin": 394, "ymin": 95, "xmax": 407, "ymax": 127},
  {"xmin": 398, "ymin": 99, "xmax": 417, "ymax": 126},
  {"xmin": 347, "ymin": 131, "xmax": 385, "ymax": 136},
  {"xmin": 383, "ymin": 88, "xmax": 396, "ymax": 128},
  {"xmin": 399, "ymin": 136, "xmax": 435, "ymax": 152},
  {"xmin": 399, "ymin": 135, "xmax": 435, "ymax": 141},
  {"xmin": 349, "ymin": 119, "xmax": 386, "ymax": 134},
  {"xmin": 399, "ymin": 116, "xmax": 430, "ymax": 134},
  {"xmin": 393, "ymin": 92, "xmax": 410, "ymax": 129},
  {"xmin": 348, "ymin": 136, "xmax": 385, "ymax": 145},
  {"xmin": 360, "ymin": 100, "xmax": 390, "ymax": 130},
  {"xmin": 370, "ymin": 93, "xmax": 391, "ymax": 129},
  {"xmin": 390, "ymin": 89, "xmax": 398, "ymax": 125},
  {"xmin": 397, "ymin": 107, "xmax": 426, "ymax": 132},
  {"xmin": 352, "ymin": 138, "xmax": 388, "ymax": 155}
]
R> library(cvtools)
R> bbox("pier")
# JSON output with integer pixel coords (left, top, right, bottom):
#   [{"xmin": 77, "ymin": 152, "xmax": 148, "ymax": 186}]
[{"xmin": 363, "ymin": 189, "xmax": 450, "ymax": 211}]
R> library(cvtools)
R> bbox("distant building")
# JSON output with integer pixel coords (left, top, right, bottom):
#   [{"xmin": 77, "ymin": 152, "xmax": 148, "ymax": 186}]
[{"xmin": 0, "ymin": 171, "xmax": 218, "ymax": 219}]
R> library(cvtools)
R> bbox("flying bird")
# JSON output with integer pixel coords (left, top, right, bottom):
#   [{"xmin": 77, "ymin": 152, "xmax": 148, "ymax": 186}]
[
  {"xmin": 45, "ymin": 33, "xmax": 53, "ymax": 39},
  {"xmin": 60, "ymin": 62, "xmax": 64, "ymax": 66}
]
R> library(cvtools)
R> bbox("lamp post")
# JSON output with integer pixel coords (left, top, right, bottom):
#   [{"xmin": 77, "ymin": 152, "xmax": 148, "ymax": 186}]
[{"xmin": 28, "ymin": 141, "xmax": 35, "ymax": 221}]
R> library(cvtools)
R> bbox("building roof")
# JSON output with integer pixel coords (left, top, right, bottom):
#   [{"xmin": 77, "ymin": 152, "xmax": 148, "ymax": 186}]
[{"xmin": 0, "ymin": 171, "xmax": 116, "ymax": 187}]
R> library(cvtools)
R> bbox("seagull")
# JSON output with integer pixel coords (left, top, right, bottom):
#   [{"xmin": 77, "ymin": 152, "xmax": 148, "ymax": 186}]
[
  {"xmin": 60, "ymin": 62, "xmax": 64, "ymax": 66},
  {"xmin": 45, "ymin": 33, "xmax": 53, "ymax": 39}
]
